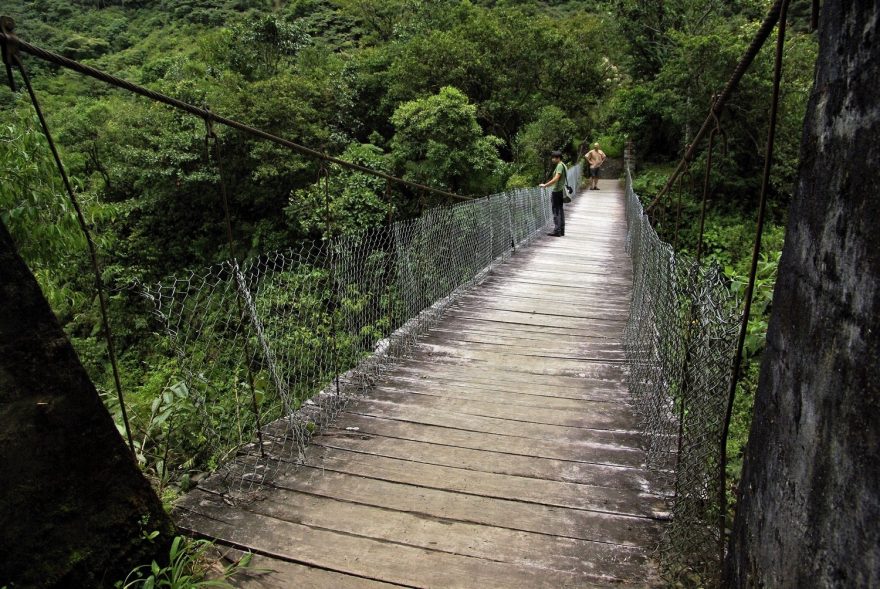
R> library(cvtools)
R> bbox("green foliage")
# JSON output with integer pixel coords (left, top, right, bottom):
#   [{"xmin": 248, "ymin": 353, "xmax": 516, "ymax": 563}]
[
  {"xmin": 117, "ymin": 536, "xmax": 254, "ymax": 589},
  {"xmin": 1, "ymin": 1, "xmax": 814, "ymax": 553},
  {"xmin": 512, "ymin": 105, "xmax": 578, "ymax": 185},
  {"xmin": 286, "ymin": 142, "xmax": 391, "ymax": 237},
  {"xmin": 214, "ymin": 15, "xmax": 312, "ymax": 81},
  {"xmin": 0, "ymin": 107, "xmax": 83, "ymax": 267},
  {"xmin": 603, "ymin": 0, "xmax": 817, "ymax": 216},
  {"xmin": 330, "ymin": 0, "xmax": 415, "ymax": 44},
  {"xmin": 390, "ymin": 87, "xmax": 504, "ymax": 195},
  {"xmin": 631, "ymin": 164, "xmax": 676, "ymax": 201},
  {"xmin": 607, "ymin": 0, "xmax": 766, "ymax": 80}
]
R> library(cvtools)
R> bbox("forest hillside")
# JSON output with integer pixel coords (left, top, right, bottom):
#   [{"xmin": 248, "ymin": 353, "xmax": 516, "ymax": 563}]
[{"xmin": 1, "ymin": 0, "xmax": 816, "ymax": 522}]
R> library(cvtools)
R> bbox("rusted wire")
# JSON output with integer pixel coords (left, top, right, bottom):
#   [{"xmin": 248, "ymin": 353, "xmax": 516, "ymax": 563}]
[
  {"xmin": 205, "ymin": 117, "xmax": 265, "ymax": 457},
  {"xmin": 646, "ymin": 0, "xmax": 788, "ymax": 212},
  {"xmin": 623, "ymin": 159, "xmax": 741, "ymax": 583},
  {"xmin": 720, "ymin": 0, "xmax": 792, "ymax": 568},
  {"xmin": 0, "ymin": 19, "xmax": 473, "ymax": 203},
  {"xmin": 8, "ymin": 42, "xmax": 136, "ymax": 455},
  {"xmin": 695, "ymin": 100, "xmax": 728, "ymax": 263},
  {"xmin": 1, "ymin": 17, "xmax": 16, "ymax": 91},
  {"xmin": 672, "ymin": 164, "xmax": 692, "ymax": 250},
  {"xmin": 384, "ymin": 178, "xmax": 396, "ymax": 335},
  {"xmin": 320, "ymin": 159, "xmax": 341, "ymax": 397}
]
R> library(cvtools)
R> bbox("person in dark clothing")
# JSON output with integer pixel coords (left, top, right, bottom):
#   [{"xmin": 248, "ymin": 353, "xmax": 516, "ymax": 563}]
[{"xmin": 540, "ymin": 150, "xmax": 567, "ymax": 237}]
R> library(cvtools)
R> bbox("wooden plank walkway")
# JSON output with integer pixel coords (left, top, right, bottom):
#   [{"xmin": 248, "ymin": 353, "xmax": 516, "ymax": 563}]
[{"xmin": 177, "ymin": 180, "xmax": 670, "ymax": 588}]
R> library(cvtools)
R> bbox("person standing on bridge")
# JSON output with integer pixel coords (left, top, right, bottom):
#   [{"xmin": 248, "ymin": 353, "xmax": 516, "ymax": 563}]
[
  {"xmin": 585, "ymin": 142, "xmax": 606, "ymax": 190},
  {"xmin": 539, "ymin": 150, "xmax": 567, "ymax": 237}
]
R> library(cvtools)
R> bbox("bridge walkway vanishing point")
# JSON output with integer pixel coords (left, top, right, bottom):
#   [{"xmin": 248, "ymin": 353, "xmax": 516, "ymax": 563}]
[{"xmin": 176, "ymin": 180, "xmax": 672, "ymax": 588}]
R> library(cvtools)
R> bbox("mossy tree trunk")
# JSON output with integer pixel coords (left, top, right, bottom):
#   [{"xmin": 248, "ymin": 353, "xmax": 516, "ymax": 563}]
[
  {"xmin": 725, "ymin": 2, "xmax": 879, "ymax": 587},
  {"xmin": 0, "ymin": 219, "xmax": 174, "ymax": 588}
]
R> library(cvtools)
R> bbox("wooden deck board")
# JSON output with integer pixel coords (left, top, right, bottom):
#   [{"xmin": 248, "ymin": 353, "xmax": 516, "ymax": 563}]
[{"xmin": 176, "ymin": 182, "xmax": 669, "ymax": 587}]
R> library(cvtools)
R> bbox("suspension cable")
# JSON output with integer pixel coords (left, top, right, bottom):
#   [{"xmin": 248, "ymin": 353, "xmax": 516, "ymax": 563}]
[
  {"xmin": 719, "ymin": 0, "xmax": 792, "ymax": 569},
  {"xmin": 672, "ymin": 165, "xmax": 691, "ymax": 250},
  {"xmin": 695, "ymin": 101, "xmax": 727, "ymax": 263},
  {"xmin": 205, "ymin": 117, "xmax": 266, "ymax": 457},
  {"xmin": 0, "ymin": 18, "xmax": 473, "ymax": 203},
  {"xmin": 383, "ymin": 178, "xmax": 397, "ymax": 338},
  {"xmin": 646, "ymin": 0, "xmax": 787, "ymax": 212},
  {"xmin": 320, "ymin": 159, "xmax": 342, "ymax": 397},
  {"xmin": 3, "ymin": 27, "xmax": 136, "ymax": 456}
]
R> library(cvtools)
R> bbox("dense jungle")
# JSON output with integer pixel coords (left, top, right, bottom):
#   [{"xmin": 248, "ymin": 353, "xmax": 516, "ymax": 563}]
[{"xmin": 0, "ymin": 0, "xmax": 817, "ymax": 547}]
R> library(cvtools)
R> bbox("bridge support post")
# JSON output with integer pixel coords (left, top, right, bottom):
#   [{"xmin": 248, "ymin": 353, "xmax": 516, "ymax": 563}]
[
  {"xmin": 0, "ymin": 220, "xmax": 174, "ymax": 588},
  {"xmin": 725, "ymin": 2, "xmax": 880, "ymax": 586}
]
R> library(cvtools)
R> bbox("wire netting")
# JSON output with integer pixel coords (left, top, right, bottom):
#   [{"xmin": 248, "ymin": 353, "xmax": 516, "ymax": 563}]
[
  {"xmin": 142, "ymin": 164, "xmax": 581, "ymax": 492},
  {"xmin": 622, "ymin": 161, "xmax": 740, "ymax": 584}
]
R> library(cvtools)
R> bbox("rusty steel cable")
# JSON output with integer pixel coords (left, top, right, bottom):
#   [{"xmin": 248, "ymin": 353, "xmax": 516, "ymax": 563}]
[
  {"xmin": 646, "ymin": 0, "xmax": 788, "ymax": 212},
  {"xmin": 0, "ymin": 18, "xmax": 473, "ymax": 203},
  {"xmin": 695, "ymin": 103, "xmax": 728, "ymax": 264},
  {"xmin": 720, "ymin": 0, "xmax": 792, "ymax": 568},
  {"xmin": 205, "ymin": 118, "xmax": 267, "ymax": 457},
  {"xmin": 672, "ymin": 165, "xmax": 693, "ymax": 251},
  {"xmin": 3, "ymin": 36, "xmax": 136, "ymax": 456}
]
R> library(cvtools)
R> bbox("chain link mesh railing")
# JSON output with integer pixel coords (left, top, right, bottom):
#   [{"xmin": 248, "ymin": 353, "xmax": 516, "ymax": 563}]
[
  {"xmin": 142, "ymin": 164, "xmax": 582, "ymax": 492},
  {"xmin": 622, "ymin": 160, "xmax": 740, "ymax": 584}
]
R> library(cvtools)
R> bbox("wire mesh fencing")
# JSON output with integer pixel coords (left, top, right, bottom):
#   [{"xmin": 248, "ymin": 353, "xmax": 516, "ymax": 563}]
[
  {"xmin": 622, "ymin": 161, "xmax": 740, "ymax": 584},
  {"xmin": 141, "ymin": 165, "xmax": 581, "ymax": 492}
]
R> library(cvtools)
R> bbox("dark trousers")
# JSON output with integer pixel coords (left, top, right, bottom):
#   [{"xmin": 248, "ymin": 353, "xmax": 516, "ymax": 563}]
[{"xmin": 551, "ymin": 191, "xmax": 565, "ymax": 235}]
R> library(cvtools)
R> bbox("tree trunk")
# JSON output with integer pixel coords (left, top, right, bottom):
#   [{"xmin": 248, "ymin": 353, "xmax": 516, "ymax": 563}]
[
  {"xmin": 0, "ymin": 220, "xmax": 174, "ymax": 588},
  {"xmin": 725, "ymin": 2, "xmax": 879, "ymax": 587}
]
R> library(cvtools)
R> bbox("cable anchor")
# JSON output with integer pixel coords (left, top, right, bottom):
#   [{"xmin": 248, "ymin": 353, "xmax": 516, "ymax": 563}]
[{"xmin": 1, "ymin": 16, "xmax": 19, "ymax": 91}]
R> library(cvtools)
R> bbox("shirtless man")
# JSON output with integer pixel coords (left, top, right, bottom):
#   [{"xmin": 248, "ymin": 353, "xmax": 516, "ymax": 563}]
[{"xmin": 585, "ymin": 142, "xmax": 606, "ymax": 190}]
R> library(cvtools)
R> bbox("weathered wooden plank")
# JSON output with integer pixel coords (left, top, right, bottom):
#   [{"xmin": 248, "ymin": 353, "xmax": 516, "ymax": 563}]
[
  {"xmin": 213, "ymin": 462, "xmax": 665, "ymax": 547},
  {"xmin": 448, "ymin": 300, "xmax": 631, "ymax": 322},
  {"xmin": 445, "ymin": 307, "xmax": 628, "ymax": 328},
  {"xmin": 384, "ymin": 361, "xmax": 632, "ymax": 393},
  {"xmin": 371, "ymin": 381, "xmax": 625, "ymax": 411},
  {"xmin": 229, "ymin": 553, "xmax": 405, "ymax": 588},
  {"xmin": 414, "ymin": 338, "xmax": 628, "ymax": 361},
  {"xmin": 397, "ymin": 351, "xmax": 629, "ymax": 380},
  {"xmin": 424, "ymin": 325, "xmax": 626, "ymax": 350},
  {"xmin": 328, "ymin": 412, "xmax": 648, "ymax": 467},
  {"xmin": 311, "ymin": 429, "xmax": 660, "ymax": 490},
  {"xmin": 393, "ymin": 345, "xmax": 627, "ymax": 371},
  {"xmin": 178, "ymin": 502, "xmax": 634, "ymax": 588},
  {"xmin": 425, "ymin": 320, "xmax": 624, "ymax": 342},
  {"xmin": 353, "ymin": 388, "xmax": 641, "ymax": 431},
  {"xmin": 302, "ymin": 445, "xmax": 670, "ymax": 518},
  {"xmin": 481, "ymin": 269, "xmax": 633, "ymax": 288},
  {"xmin": 186, "ymin": 487, "xmax": 654, "ymax": 578},
  {"xmin": 343, "ymin": 400, "xmax": 647, "ymax": 445},
  {"xmin": 477, "ymin": 276, "xmax": 633, "ymax": 297},
  {"xmin": 379, "ymin": 371, "xmax": 631, "ymax": 403}
]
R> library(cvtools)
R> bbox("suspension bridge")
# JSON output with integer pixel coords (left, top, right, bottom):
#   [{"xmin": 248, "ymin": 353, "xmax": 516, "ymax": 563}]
[
  {"xmin": 0, "ymin": 1, "xmax": 804, "ymax": 586},
  {"xmin": 173, "ymin": 181, "xmax": 670, "ymax": 588}
]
